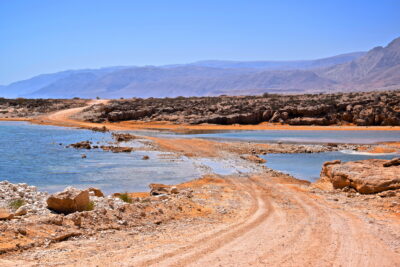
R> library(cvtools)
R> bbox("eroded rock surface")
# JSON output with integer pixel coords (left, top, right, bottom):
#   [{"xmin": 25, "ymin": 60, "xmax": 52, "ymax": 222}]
[
  {"xmin": 79, "ymin": 90, "xmax": 400, "ymax": 126},
  {"xmin": 319, "ymin": 159, "xmax": 400, "ymax": 194},
  {"xmin": 47, "ymin": 187, "xmax": 90, "ymax": 214}
]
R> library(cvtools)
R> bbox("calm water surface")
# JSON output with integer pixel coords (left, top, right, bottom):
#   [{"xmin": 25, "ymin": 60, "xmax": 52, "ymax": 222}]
[
  {"xmin": 261, "ymin": 151, "xmax": 400, "ymax": 182},
  {"xmin": 0, "ymin": 122, "xmax": 200, "ymax": 194}
]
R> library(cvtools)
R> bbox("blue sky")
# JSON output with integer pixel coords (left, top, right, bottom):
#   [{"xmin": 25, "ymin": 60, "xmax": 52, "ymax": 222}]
[{"xmin": 1, "ymin": 0, "xmax": 399, "ymax": 85}]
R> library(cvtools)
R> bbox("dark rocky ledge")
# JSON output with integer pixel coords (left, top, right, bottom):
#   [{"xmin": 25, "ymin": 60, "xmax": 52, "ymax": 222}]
[{"xmin": 79, "ymin": 90, "xmax": 400, "ymax": 126}]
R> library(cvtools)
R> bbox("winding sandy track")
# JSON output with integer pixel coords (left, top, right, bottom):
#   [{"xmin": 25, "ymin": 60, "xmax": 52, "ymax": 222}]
[
  {"xmin": 34, "ymin": 99, "xmax": 110, "ymax": 128},
  {"xmin": 38, "ymin": 175, "xmax": 395, "ymax": 267},
  {"xmin": 116, "ymin": 176, "xmax": 399, "ymax": 267}
]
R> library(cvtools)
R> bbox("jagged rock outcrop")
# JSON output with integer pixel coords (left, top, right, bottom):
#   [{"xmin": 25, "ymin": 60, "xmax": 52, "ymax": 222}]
[
  {"xmin": 47, "ymin": 187, "xmax": 90, "ymax": 214},
  {"xmin": 80, "ymin": 90, "xmax": 400, "ymax": 126},
  {"xmin": 319, "ymin": 159, "xmax": 400, "ymax": 194}
]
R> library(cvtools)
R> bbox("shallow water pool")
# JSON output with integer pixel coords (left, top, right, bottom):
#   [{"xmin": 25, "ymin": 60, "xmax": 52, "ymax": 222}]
[{"xmin": 261, "ymin": 151, "xmax": 400, "ymax": 182}]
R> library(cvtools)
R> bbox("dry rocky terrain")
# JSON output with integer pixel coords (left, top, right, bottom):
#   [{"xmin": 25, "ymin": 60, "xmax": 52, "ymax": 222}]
[
  {"xmin": 78, "ymin": 90, "xmax": 400, "ymax": 126},
  {"xmin": 0, "ymin": 98, "xmax": 88, "ymax": 119}
]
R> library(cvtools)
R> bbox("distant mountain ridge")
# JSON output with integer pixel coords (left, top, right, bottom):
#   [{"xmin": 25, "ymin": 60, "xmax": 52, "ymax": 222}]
[
  {"xmin": 1, "ymin": 37, "xmax": 400, "ymax": 98},
  {"xmin": 0, "ymin": 67, "xmax": 128, "ymax": 98},
  {"xmin": 317, "ymin": 37, "xmax": 400, "ymax": 90},
  {"xmin": 187, "ymin": 52, "xmax": 366, "ymax": 70}
]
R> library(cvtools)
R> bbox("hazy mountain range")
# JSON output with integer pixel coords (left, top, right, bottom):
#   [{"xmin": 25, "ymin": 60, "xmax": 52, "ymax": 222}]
[{"xmin": 1, "ymin": 37, "xmax": 399, "ymax": 98}]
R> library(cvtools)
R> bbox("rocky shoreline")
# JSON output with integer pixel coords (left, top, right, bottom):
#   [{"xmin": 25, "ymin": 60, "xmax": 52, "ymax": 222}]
[{"xmin": 0, "ymin": 176, "xmax": 242, "ymax": 255}]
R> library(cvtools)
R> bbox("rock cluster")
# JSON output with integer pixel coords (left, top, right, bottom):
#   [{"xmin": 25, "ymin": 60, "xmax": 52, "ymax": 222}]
[
  {"xmin": 0, "ymin": 179, "xmax": 205, "ymax": 255},
  {"xmin": 319, "ymin": 159, "xmax": 400, "ymax": 194},
  {"xmin": 0, "ymin": 182, "xmax": 127, "ymax": 219},
  {"xmin": 68, "ymin": 141, "xmax": 92, "ymax": 149},
  {"xmin": 79, "ymin": 90, "xmax": 400, "ymax": 126},
  {"xmin": 67, "ymin": 141, "xmax": 134, "ymax": 153},
  {"xmin": 0, "ymin": 181, "xmax": 50, "ymax": 217}
]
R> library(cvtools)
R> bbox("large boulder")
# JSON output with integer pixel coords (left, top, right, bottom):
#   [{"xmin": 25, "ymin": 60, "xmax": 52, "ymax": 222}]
[
  {"xmin": 47, "ymin": 187, "xmax": 89, "ymax": 214},
  {"xmin": 319, "ymin": 159, "xmax": 400, "ymax": 194}
]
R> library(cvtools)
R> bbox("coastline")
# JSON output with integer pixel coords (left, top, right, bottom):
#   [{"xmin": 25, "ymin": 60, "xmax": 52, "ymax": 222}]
[{"xmin": 2, "ymin": 116, "xmax": 400, "ymax": 132}]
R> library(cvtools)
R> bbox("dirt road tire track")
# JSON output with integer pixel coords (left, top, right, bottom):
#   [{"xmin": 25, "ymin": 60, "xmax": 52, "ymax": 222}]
[{"xmin": 131, "ymin": 176, "xmax": 400, "ymax": 267}]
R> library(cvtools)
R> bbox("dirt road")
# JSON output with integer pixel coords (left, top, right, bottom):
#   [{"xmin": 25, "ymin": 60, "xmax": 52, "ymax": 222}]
[
  {"xmin": 115, "ymin": 176, "xmax": 399, "ymax": 267},
  {"xmin": 31, "ymin": 99, "xmax": 110, "ymax": 128}
]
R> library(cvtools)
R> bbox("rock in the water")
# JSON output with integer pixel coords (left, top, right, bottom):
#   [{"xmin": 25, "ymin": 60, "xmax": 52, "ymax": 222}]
[
  {"xmin": 319, "ymin": 159, "xmax": 400, "ymax": 194},
  {"xmin": 100, "ymin": 146, "xmax": 133, "ymax": 153},
  {"xmin": 47, "ymin": 187, "xmax": 90, "ymax": 214},
  {"xmin": 69, "ymin": 141, "xmax": 92, "ymax": 149}
]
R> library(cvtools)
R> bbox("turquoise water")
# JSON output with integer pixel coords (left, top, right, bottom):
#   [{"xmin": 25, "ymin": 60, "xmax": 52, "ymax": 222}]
[
  {"xmin": 155, "ymin": 130, "xmax": 400, "ymax": 144},
  {"xmin": 0, "ymin": 121, "xmax": 200, "ymax": 194},
  {"xmin": 261, "ymin": 151, "xmax": 400, "ymax": 182}
]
